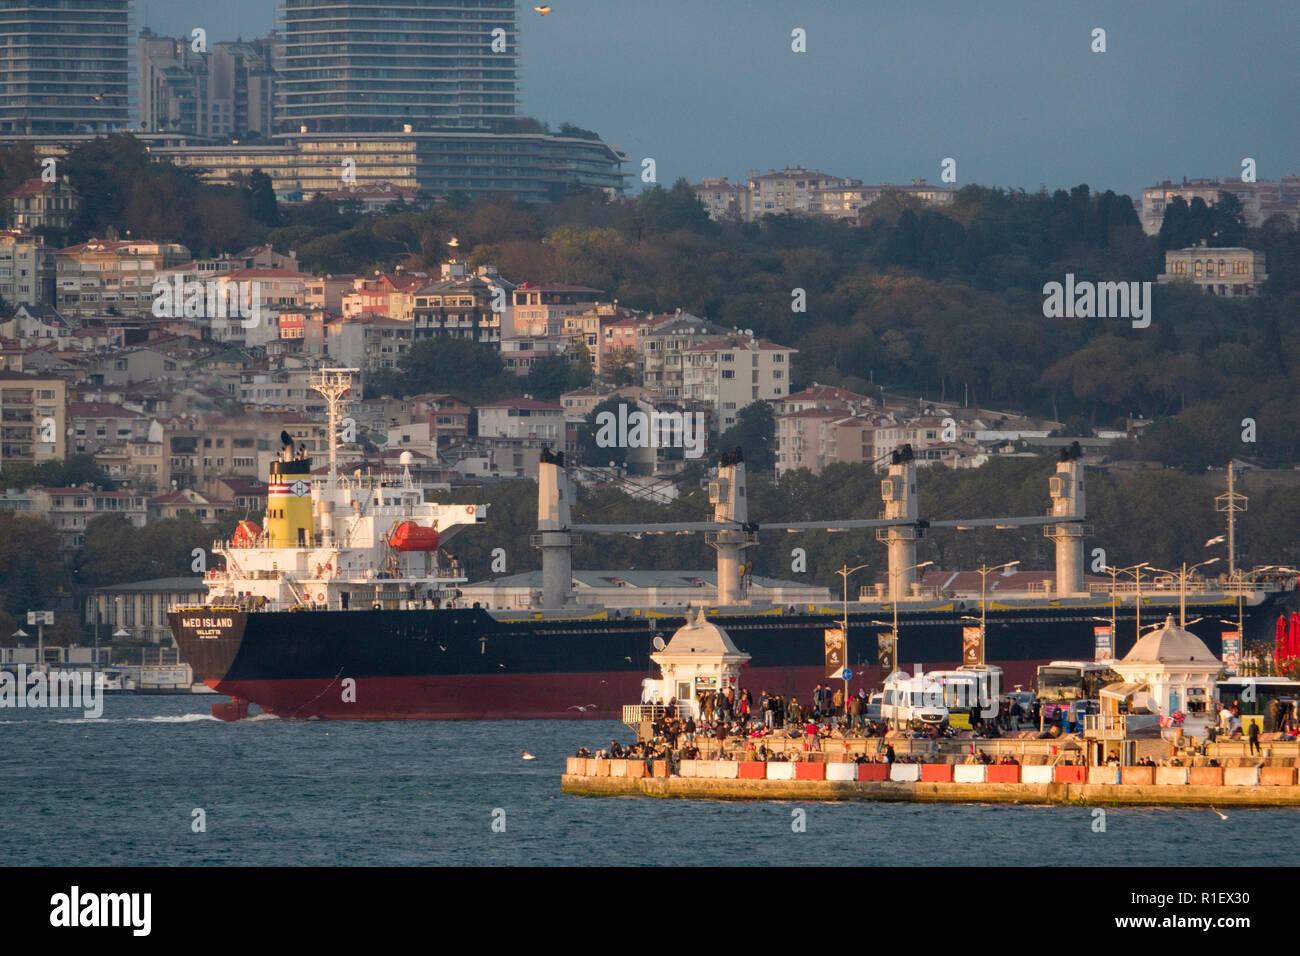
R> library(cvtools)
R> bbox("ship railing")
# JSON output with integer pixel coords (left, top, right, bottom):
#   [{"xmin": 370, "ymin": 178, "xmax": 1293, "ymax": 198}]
[
  {"xmin": 1090, "ymin": 580, "xmax": 1257, "ymax": 597},
  {"xmin": 1083, "ymin": 713, "xmax": 1128, "ymax": 739},
  {"xmin": 623, "ymin": 704, "xmax": 678, "ymax": 727}
]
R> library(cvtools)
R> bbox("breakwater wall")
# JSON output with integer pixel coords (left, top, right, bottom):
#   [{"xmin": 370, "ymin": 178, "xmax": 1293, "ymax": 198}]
[{"xmin": 562, "ymin": 757, "xmax": 1300, "ymax": 807}]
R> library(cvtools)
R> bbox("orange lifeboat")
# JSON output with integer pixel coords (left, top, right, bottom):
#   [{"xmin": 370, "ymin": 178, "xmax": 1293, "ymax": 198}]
[
  {"xmin": 232, "ymin": 520, "xmax": 262, "ymax": 547},
  {"xmin": 390, "ymin": 521, "xmax": 440, "ymax": 552}
]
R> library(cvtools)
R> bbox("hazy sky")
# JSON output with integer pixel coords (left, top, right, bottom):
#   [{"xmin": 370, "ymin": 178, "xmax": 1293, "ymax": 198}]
[{"xmin": 139, "ymin": 0, "xmax": 1300, "ymax": 197}]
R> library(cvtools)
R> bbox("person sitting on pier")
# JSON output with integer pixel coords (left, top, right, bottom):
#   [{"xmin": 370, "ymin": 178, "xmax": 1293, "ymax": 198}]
[{"xmin": 609, "ymin": 739, "xmax": 625, "ymax": 758}]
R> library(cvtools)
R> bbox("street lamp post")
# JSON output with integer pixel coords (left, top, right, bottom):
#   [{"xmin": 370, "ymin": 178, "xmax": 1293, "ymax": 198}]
[
  {"xmin": 1102, "ymin": 563, "xmax": 1147, "ymax": 655},
  {"xmin": 871, "ymin": 559, "xmax": 933, "ymax": 733},
  {"xmin": 888, "ymin": 559, "xmax": 933, "ymax": 670},
  {"xmin": 1151, "ymin": 559, "xmax": 1220, "ymax": 628},
  {"xmin": 1109, "ymin": 563, "xmax": 1150, "ymax": 652},
  {"xmin": 975, "ymin": 561, "xmax": 1018, "ymax": 666},
  {"xmin": 834, "ymin": 563, "xmax": 869, "ymax": 712}
]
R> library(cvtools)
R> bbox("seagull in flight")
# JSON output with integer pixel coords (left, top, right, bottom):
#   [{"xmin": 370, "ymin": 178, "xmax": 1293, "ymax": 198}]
[
  {"xmin": 568, "ymin": 704, "xmax": 598, "ymax": 712},
  {"xmin": 533, "ymin": 4, "xmax": 551, "ymax": 15},
  {"xmin": 521, "ymin": 750, "xmax": 536, "ymax": 760},
  {"xmin": 1210, "ymin": 806, "xmax": 1227, "ymax": 820}
]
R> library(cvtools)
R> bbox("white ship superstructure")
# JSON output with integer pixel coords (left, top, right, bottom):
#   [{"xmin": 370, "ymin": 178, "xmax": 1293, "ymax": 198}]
[{"xmin": 199, "ymin": 369, "xmax": 484, "ymax": 612}]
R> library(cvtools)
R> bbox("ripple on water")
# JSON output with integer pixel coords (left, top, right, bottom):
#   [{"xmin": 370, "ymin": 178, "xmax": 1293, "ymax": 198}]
[{"xmin": 5, "ymin": 697, "xmax": 1297, "ymax": 866}]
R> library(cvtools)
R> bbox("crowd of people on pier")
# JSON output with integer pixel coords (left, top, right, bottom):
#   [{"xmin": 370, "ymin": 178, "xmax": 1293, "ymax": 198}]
[
  {"xmin": 577, "ymin": 682, "xmax": 1300, "ymax": 768},
  {"xmin": 579, "ymin": 683, "xmax": 1049, "ymax": 765}
]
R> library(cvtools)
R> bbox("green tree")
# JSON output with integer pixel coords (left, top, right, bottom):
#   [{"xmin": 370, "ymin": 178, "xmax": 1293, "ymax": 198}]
[
  {"xmin": 522, "ymin": 354, "xmax": 574, "ymax": 400},
  {"xmin": 717, "ymin": 402, "xmax": 776, "ymax": 475},
  {"xmin": 382, "ymin": 338, "xmax": 518, "ymax": 404},
  {"xmin": 579, "ymin": 397, "xmax": 627, "ymax": 468},
  {"xmin": 245, "ymin": 168, "xmax": 280, "ymax": 226}
]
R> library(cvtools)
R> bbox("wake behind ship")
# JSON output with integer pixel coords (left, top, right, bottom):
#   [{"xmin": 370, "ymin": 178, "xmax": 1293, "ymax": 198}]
[{"xmin": 169, "ymin": 370, "xmax": 1295, "ymax": 721}]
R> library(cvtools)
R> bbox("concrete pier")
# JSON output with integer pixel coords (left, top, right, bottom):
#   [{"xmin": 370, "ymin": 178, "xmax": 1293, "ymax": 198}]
[{"xmin": 561, "ymin": 770, "xmax": 1300, "ymax": 808}]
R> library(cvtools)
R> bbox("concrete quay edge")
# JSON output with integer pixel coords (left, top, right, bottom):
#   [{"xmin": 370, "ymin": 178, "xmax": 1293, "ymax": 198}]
[{"xmin": 560, "ymin": 775, "xmax": 1300, "ymax": 807}]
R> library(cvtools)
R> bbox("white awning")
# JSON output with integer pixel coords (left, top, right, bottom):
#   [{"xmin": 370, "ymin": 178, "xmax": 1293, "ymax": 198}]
[{"xmin": 1100, "ymin": 681, "xmax": 1149, "ymax": 701}]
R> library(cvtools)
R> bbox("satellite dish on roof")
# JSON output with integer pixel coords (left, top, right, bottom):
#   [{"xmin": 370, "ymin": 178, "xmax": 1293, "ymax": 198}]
[{"xmin": 653, "ymin": 636, "xmax": 666, "ymax": 651}]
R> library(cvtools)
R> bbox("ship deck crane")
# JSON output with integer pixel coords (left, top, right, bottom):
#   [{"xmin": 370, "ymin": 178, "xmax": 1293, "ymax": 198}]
[{"xmin": 535, "ymin": 443, "xmax": 1089, "ymax": 610}]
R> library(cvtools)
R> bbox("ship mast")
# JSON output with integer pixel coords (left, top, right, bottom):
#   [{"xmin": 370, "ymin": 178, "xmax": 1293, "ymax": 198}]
[
  {"xmin": 311, "ymin": 367, "xmax": 360, "ymax": 490},
  {"xmin": 1216, "ymin": 459, "xmax": 1247, "ymax": 577}
]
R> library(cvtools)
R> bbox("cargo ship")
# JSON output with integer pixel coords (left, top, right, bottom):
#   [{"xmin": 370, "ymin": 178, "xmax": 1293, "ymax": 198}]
[{"xmin": 168, "ymin": 370, "xmax": 1297, "ymax": 720}]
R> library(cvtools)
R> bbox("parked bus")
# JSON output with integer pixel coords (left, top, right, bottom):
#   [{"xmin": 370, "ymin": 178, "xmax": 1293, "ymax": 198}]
[
  {"xmin": 1215, "ymin": 677, "xmax": 1300, "ymax": 733},
  {"xmin": 928, "ymin": 666, "xmax": 1004, "ymax": 728},
  {"xmin": 1036, "ymin": 661, "xmax": 1122, "ymax": 703}
]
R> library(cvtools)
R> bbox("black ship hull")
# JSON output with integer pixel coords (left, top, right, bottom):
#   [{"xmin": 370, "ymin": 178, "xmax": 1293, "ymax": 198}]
[{"xmin": 168, "ymin": 589, "xmax": 1297, "ymax": 719}]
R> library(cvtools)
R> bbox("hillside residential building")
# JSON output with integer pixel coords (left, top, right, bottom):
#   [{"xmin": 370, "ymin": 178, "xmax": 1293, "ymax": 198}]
[
  {"xmin": 500, "ymin": 335, "xmax": 568, "ymax": 375},
  {"xmin": 1158, "ymin": 244, "xmax": 1268, "ymax": 296},
  {"xmin": 778, "ymin": 409, "xmax": 887, "ymax": 477},
  {"xmin": 512, "ymin": 283, "xmax": 603, "ymax": 338},
  {"xmin": 412, "ymin": 269, "xmax": 506, "ymax": 344},
  {"xmin": 7, "ymin": 178, "xmax": 80, "ymax": 231},
  {"xmin": 777, "ymin": 383, "xmax": 877, "ymax": 416},
  {"xmin": 55, "ymin": 239, "xmax": 192, "ymax": 316},
  {"xmin": 68, "ymin": 401, "xmax": 150, "ymax": 454},
  {"xmin": 748, "ymin": 167, "xmax": 850, "ymax": 218},
  {"xmin": 813, "ymin": 179, "xmax": 955, "ymax": 220},
  {"xmin": 477, "ymin": 397, "xmax": 565, "ymax": 446},
  {"xmin": 0, "ymin": 232, "xmax": 53, "ymax": 307},
  {"xmin": 0, "ymin": 1, "xmax": 131, "ymax": 135},
  {"xmin": 138, "ymin": 29, "xmax": 278, "ymax": 139},
  {"xmin": 305, "ymin": 275, "xmax": 358, "ymax": 314},
  {"xmin": 681, "ymin": 335, "xmax": 796, "ymax": 429},
  {"xmin": 0, "ymin": 370, "xmax": 66, "ymax": 467},
  {"xmin": 693, "ymin": 172, "xmax": 955, "ymax": 222},
  {"xmin": 276, "ymin": 0, "xmax": 519, "ymax": 134},
  {"xmin": 873, "ymin": 415, "xmax": 980, "ymax": 469},
  {"xmin": 0, "ymin": 304, "xmax": 70, "ymax": 343},
  {"xmin": 340, "ymin": 272, "xmax": 426, "ymax": 322},
  {"xmin": 691, "ymin": 178, "xmax": 751, "ymax": 221},
  {"xmin": 639, "ymin": 313, "xmax": 731, "ymax": 398},
  {"xmin": 29, "ymin": 486, "xmax": 147, "ymax": 551},
  {"xmin": 150, "ymin": 131, "xmax": 626, "ymax": 204},
  {"xmin": 559, "ymin": 384, "xmax": 650, "ymax": 418},
  {"xmin": 318, "ymin": 181, "xmax": 421, "ymax": 212},
  {"xmin": 1140, "ymin": 176, "xmax": 1300, "ymax": 235},
  {"xmin": 325, "ymin": 315, "xmax": 412, "ymax": 373}
]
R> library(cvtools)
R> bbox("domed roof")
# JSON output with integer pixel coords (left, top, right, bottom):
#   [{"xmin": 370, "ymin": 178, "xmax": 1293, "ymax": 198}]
[
  {"xmin": 657, "ymin": 608, "xmax": 747, "ymax": 659},
  {"xmin": 1122, "ymin": 616, "xmax": 1219, "ymax": 665}
]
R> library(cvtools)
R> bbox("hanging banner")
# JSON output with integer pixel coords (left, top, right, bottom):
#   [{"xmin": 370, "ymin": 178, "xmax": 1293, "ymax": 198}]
[
  {"xmin": 962, "ymin": 626, "xmax": 982, "ymax": 667},
  {"xmin": 824, "ymin": 628, "xmax": 846, "ymax": 679},
  {"xmin": 1094, "ymin": 625, "xmax": 1113, "ymax": 662},
  {"xmin": 877, "ymin": 631, "xmax": 896, "ymax": 676},
  {"xmin": 1221, "ymin": 631, "xmax": 1240, "ymax": 675}
]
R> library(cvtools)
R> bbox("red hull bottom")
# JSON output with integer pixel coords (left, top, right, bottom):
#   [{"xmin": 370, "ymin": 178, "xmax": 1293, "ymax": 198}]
[{"xmin": 209, "ymin": 659, "xmax": 1048, "ymax": 720}]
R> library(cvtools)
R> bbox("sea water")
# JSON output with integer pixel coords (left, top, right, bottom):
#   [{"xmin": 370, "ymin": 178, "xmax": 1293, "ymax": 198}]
[{"xmin": 1, "ymin": 695, "xmax": 1293, "ymax": 866}]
